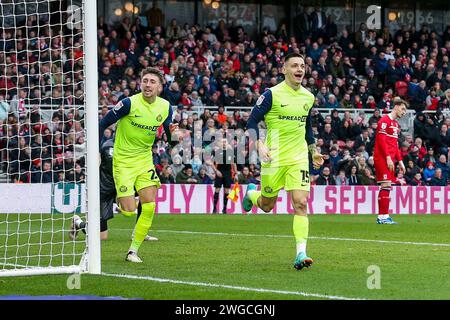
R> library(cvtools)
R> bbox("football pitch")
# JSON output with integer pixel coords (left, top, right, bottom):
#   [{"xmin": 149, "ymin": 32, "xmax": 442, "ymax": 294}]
[{"xmin": 1, "ymin": 214, "xmax": 450, "ymax": 300}]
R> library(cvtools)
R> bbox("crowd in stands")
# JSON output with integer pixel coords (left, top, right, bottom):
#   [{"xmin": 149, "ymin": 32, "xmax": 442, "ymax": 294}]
[{"xmin": 0, "ymin": 6, "xmax": 449, "ymax": 186}]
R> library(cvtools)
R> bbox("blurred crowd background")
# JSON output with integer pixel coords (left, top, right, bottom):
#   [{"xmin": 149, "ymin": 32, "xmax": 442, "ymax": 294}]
[{"xmin": 0, "ymin": 3, "xmax": 449, "ymax": 186}]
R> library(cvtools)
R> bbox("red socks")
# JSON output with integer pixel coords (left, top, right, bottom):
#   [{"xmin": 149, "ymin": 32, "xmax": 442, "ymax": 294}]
[{"xmin": 378, "ymin": 188, "xmax": 391, "ymax": 215}]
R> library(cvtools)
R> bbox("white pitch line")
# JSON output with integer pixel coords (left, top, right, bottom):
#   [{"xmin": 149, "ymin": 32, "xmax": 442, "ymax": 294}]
[
  {"xmin": 308, "ymin": 236, "xmax": 450, "ymax": 247},
  {"xmin": 101, "ymin": 272, "xmax": 365, "ymax": 300},
  {"xmin": 115, "ymin": 228, "xmax": 450, "ymax": 247}
]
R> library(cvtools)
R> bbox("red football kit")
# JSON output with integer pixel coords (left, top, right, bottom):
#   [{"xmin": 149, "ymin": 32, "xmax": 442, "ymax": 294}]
[{"xmin": 374, "ymin": 114, "xmax": 402, "ymax": 183}]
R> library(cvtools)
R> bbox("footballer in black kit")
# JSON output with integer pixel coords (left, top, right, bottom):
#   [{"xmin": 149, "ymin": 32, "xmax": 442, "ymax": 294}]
[
  {"xmin": 69, "ymin": 139, "xmax": 157, "ymax": 241},
  {"xmin": 212, "ymin": 138, "xmax": 237, "ymax": 214},
  {"xmin": 98, "ymin": 138, "xmax": 116, "ymax": 234}
]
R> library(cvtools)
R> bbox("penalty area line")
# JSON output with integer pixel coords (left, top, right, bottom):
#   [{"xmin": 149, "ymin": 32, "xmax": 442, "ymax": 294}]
[{"xmin": 101, "ymin": 272, "xmax": 365, "ymax": 300}]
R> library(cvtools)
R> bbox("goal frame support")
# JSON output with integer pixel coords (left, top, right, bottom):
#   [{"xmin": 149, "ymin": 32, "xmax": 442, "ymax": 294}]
[
  {"xmin": 84, "ymin": 0, "xmax": 101, "ymax": 275},
  {"xmin": 0, "ymin": 266, "xmax": 82, "ymax": 277}
]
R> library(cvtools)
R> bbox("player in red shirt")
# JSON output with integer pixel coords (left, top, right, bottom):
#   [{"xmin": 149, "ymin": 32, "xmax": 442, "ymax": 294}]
[{"xmin": 373, "ymin": 98, "xmax": 408, "ymax": 224}]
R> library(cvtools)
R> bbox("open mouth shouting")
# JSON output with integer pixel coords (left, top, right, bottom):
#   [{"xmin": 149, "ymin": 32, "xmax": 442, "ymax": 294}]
[{"xmin": 293, "ymin": 72, "xmax": 303, "ymax": 82}]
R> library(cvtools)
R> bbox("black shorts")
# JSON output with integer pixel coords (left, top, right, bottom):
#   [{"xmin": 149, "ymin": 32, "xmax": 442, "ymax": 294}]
[
  {"xmin": 214, "ymin": 174, "xmax": 233, "ymax": 189},
  {"xmin": 100, "ymin": 191, "xmax": 116, "ymax": 222}
]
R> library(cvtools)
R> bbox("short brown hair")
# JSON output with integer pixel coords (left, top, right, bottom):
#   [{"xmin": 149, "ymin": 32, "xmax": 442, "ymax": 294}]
[
  {"xmin": 284, "ymin": 52, "xmax": 305, "ymax": 64},
  {"xmin": 393, "ymin": 97, "xmax": 409, "ymax": 108},
  {"xmin": 140, "ymin": 67, "xmax": 164, "ymax": 84}
]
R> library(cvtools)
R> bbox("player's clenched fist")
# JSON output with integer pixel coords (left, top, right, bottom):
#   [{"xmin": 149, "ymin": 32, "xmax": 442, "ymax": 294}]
[
  {"xmin": 257, "ymin": 140, "xmax": 275, "ymax": 163},
  {"xmin": 312, "ymin": 153, "xmax": 325, "ymax": 169}
]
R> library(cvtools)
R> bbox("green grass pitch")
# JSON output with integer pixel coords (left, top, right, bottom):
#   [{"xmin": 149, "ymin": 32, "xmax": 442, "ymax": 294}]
[{"xmin": 1, "ymin": 214, "xmax": 450, "ymax": 300}]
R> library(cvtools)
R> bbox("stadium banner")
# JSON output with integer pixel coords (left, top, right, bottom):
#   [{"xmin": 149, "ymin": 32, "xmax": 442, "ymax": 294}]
[
  {"xmin": 1, "ymin": 183, "xmax": 87, "ymax": 214},
  {"xmin": 0, "ymin": 184, "xmax": 449, "ymax": 214},
  {"xmin": 155, "ymin": 184, "xmax": 450, "ymax": 215}
]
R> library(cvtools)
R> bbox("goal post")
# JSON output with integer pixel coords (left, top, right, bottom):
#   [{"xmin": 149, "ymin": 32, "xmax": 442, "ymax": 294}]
[
  {"xmin": 84, "ymin": 0, "xmax": 101, "ymax": 275},
  {"xmin": 0, "ymin": 0, "xmax": 100, "ymax": 276}
]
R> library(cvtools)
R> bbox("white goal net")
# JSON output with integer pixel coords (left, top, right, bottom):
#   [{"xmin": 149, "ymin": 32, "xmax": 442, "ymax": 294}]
[{"xmin": 0, "ymin": 0, "xmax": 100, "ymax": 276}]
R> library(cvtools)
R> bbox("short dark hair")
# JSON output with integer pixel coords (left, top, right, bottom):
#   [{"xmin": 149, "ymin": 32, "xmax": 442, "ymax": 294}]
[
  {"xmin": 140, "ymin": 67, "xmax": 164, "ymax": 84},
  {"xmin": 284, "ymin": 52, "xmax": 305, "ymax": 64}
]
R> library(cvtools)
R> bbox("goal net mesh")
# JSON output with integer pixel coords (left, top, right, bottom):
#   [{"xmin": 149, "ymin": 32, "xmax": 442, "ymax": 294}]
[{"xmin": 0, "ymin": 0, "xmax": 89, "ymax": 275}]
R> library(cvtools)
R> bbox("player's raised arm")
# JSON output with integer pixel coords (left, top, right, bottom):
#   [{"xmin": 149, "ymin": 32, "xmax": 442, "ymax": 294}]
[
  {"xmin": 98, "ymin": 98, "xmax": 131, "ymax": 145},
  {"xmin": 162, "ymin": 104, "xmax": 179, "ymax": 147},
  {"xmin": 247, "ymin": 90, "xmax": 273, "ymax": 162}
]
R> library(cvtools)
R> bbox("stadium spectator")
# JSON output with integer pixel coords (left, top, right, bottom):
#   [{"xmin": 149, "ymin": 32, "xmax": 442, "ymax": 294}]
[
  {"xmin": 164, "ymin": 82, "xmax": 182, "ymax": 106},
  {"xmin": 32, "ymin": 161, "xmax": 53, "ymax": 183},
  {"xmin": 293, "ymin": 6, "xmax": 311, "ymax": 43},
  {"xmin": 325, "ymin": 94, "xmax": 339, "ymax": 109},
  {"xmin": 423, "ymin": 162, "xmax": 436, "ymax": 183},
  {"xmin": 320, "ymin": 123, "xmax": 337, "ymax": 148},
  {"xmin": 169, "ymin": 154, "xmax": 184, "ymax": 178},
  {"xmin": 316, "ymin": 167, "xmax": 336, "ymax": 185},
  {"xmin": 329, "ymin": 109, "xmax": 340, "ymax": 130},
  {"xmin": 436, "ymin": 155, "xmax": 450, "ymax": 183},
  {"xmin": 411, "ymin": 137, "xmax": 427, "ymax": 163},
  {"xmin": 328, "ymin": 147, "xmax": 341, "ymax": 175},
  {"xmin": 399, "ymin": 142, "xmax": 410, "ymax": 160},
  {"xmin": 347, "ymin": 165, "xmax": 360, "ymax": 185},
  {"xmin": 354, "ymin": 130, "xmax": 371, "ymax": 152},
  {"xmin": 167, "ymin": 19, "xmax": 182, "ymax": 40},
  {"xmin": 159, "ymin": 166, "xmax": 176, "ymax": 184},
  {"xmin": 404, "ymin": 159, "xmax": 421, "ymax": 183},
  {"xmin": 411, "ymin": 171, "xmax": 425, "ymax": 186},
  {"xmin": 355, "ymin": 156, "xmax": 367, "ymax": 174},
  {"xmin": 187, "ymin": 152, "xmax": 200, "ymax": 174},
  {"xmin": 190, "ymin": 91, "xmax": 203, "ymax": 107},
  {"xmin": 216, "ymin": 106, "xmax": 228, "ymax": 125},
  {"xmin": 366, "ymin": 156, "xmax": 375, "ymax": 172},
  {"xmin": 423, "ymin": 147, "xmax": 437, "ymax": 166},
  {"xmin": 395, "ymin": 172, "xmax": 407, "ymax": 186},
  {"xmin": 359, "ymin": 168, "xmax": 376, "ymax": 185},
  {"xmin": 176, "ymin": 164, "xmax": 198, "ymax": 184},
  {"xmin": 337, "ymin": 119, "xmax": 353, "ymax": 141},
  {"xmin": 196, "ymin": 167, "xmax": 213, "ymax": 184},
  {"xmin": 310, "ymin": 6, "xmax": 327, "ymax": 41},
  {"xmin": 335, "ymin": 170, "xmax": 348, "ymax": 185},
  {"xmin": 437, "ymin": 124, "xmax": 449, "ymax": 154},
  {"xmin": 236, "ymin": 166, "xmax": 253, "ymax": 184},
  {"xmin": 430, "ymin": 168, "xmax": 447, "ymax": 186}
]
